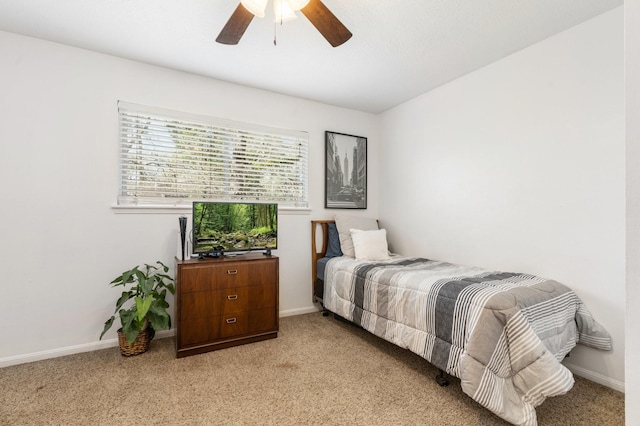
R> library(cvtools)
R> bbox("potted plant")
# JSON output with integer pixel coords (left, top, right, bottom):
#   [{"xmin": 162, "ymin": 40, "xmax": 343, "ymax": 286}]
[{"xmin": 100, "ymin": 261, "xmax": 176, "ymax": 356}]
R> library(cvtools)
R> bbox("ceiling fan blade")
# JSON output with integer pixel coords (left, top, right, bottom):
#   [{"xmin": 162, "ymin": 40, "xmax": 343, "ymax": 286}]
[
  {"xmin": 216, "ymin": 3, "xmax": 254, "ymax": 45},
  {"xmin": 301, "ymin": 0, "xmax": 352, "ymax": 47}
]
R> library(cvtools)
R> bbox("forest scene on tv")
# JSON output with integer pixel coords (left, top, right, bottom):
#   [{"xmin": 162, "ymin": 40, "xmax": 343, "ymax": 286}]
[{"xmin": 193, "ymin": 202, "xmax": 277, "ymax": 253}]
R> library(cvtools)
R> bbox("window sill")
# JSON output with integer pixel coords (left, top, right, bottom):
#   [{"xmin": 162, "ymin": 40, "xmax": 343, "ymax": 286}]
[{"xmin": 111, "ymin": 204, "xmax": 311, "ymax": 215}]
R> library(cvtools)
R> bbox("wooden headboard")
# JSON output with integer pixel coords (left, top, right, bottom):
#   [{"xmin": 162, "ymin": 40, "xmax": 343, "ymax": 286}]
[{"xmin": 311, "ymin": 220, "xmax": 334, "ymax": 298}]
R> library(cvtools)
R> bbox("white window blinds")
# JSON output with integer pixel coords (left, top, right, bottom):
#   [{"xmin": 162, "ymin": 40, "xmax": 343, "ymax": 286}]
[{"xmin": 118, "ymin": 101, "xmax": 309, "ymax": 208}]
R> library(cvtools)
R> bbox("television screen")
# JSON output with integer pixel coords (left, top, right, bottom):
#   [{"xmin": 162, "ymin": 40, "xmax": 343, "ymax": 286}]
[{"xmin": 192, "ymin": 201, "xmax": 278, "ymax": 254}]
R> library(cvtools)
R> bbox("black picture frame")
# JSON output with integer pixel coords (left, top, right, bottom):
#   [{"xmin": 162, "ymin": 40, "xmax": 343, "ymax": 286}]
[{"xmin": 325, "ymin": 131, "xmax": 367, "ymax": 209}]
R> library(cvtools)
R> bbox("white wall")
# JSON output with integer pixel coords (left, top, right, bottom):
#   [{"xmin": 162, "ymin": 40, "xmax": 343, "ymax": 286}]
[
  {"xmin": 0, "ymin": 30, "xmax": 379, "ymax": 364},
  {"xmin": 379, "ymin": 8, "xmax": 624, "ymax": 390},
  {"xmin": 626, "ymin": 0, "xmax": 640, "ymax": 422}
]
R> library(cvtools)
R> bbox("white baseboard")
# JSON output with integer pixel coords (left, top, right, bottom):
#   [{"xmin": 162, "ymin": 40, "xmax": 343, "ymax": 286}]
[
  {"xmin": 279, "ymin": 306, "xmax": 321, "ymax": 317},
  {"xmin": 0, "ymin": 329, "xmax": 175, "ymax": 369},
  {"xmin": 0, "ymin": 309, "xmax": 322, "ymax": 368},
  {"xmin": 563, "ymin": 361, "xmax": 625, "ymax": 393}
]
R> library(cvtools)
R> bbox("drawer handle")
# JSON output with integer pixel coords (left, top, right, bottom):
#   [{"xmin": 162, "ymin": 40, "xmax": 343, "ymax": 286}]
[
  {"xmin": 227, "ymin": 294, "xmax": 238, "ymax": 300},
  {"xmin": 227, "ymin": 269, "xmax": 238, "ymax": 275},
  {"xmin": 226, "ymin": 317, "xmax": 237, "ymax": 324}
]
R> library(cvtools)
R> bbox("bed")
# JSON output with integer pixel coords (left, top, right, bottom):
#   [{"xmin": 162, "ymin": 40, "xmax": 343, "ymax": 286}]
[{"xmin": 311, "ymin": 218, "xmax": 612, "ymax": 426}]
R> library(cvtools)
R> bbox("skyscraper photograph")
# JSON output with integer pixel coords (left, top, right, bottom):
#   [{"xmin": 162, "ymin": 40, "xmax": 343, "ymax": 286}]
[{"xmin": 325, "ymin": 131, "xmax": 367, "ymax": 209}]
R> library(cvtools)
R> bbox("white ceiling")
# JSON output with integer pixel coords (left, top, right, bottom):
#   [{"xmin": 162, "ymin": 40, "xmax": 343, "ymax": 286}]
[{"xmin": 0, "ymin": 0, "xmax": 622, "ymax": 113}]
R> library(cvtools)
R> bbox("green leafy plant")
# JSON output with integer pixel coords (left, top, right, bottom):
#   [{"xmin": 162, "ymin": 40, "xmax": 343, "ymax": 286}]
[{"xmin": 100, "ymin": 261, "xmax": 176, "ymax": 344}]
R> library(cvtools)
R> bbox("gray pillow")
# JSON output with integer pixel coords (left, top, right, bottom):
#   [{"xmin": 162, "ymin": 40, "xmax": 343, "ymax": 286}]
[{"xmin": 334, "ymin": 214, "xmax": 379, "ymax": 257}]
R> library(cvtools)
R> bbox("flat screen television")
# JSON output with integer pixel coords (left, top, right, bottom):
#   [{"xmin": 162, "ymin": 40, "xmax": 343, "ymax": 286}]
[{"xmin": 192, "ymin": 201, "xmax": 278, "ymax": 256}]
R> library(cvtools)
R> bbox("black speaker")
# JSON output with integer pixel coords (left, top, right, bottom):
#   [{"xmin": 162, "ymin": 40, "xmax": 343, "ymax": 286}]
[{"xmin": 179, "ymin": 216, "xmax": 187, "ymax": 261}]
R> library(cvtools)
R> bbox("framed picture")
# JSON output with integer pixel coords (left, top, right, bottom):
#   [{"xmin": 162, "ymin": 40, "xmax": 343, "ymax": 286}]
[{"xmin": 325, "ymin": 131, "xmax": 367, "ymax": 209}]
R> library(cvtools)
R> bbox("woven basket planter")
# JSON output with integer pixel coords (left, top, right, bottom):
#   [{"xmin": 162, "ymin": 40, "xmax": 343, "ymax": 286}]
[{"xmin": 117, "ymin": 328, "xmax": 153, "ymax": 357}]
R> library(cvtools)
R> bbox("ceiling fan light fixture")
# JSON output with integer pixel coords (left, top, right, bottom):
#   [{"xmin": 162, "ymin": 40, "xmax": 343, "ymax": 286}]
[
  {"xmin": 217, "ymin": 0, "xmax": 352, "ymax": 47},
  {"xmin": 273, "ymin": 0, "xmax": 298, "ymax": 23},
  {"xmin": 240, "ymin": 0, "xmax": 268, "ymax": 17}
]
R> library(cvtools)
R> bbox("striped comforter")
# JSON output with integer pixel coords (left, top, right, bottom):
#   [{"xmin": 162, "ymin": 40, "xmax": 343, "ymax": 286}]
[{"xmin": 323, "ymin": 256, "xmax": 611, "ymax": 426}]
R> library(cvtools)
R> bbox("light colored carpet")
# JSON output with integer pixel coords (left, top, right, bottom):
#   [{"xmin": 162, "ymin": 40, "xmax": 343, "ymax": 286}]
[{"xmin": 0, "ymin": 313, "xmax": 624, "ymax": 425}]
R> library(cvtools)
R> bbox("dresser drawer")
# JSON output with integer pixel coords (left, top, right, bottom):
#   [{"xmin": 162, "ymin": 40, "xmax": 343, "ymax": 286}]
[
  {"xmin": 179, "ymin": 312, "xmax": 249, "ymax": 346},
  {"xmin": 179, "ymin": 307, "xmax": 277, "ymax": 347},
  {"xmin": 209, "ymin": 263, "xmax": 250, "ymax": 290},
  {"xmin": 217, "ymin": 307, "xmax": 277, "ymax": 339},
  {"xmin": 180, "ymin": 260, "xmax": 278, "ymax": 292},
  {"xmin": 219, "ymin": 284, "xmax": 276, "ymax": 314},
  {"xmin": 180, "ymin": 284, "xmax": 276, "ymax": 321},
  {"xmin": 210, "ymin": 260, "xmax": 278, "ymax": 289}
]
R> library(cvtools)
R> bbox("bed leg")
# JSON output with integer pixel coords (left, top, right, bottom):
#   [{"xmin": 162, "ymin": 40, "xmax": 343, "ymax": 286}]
[
  {"xmin": 436, "ymin": 370, "xmax": 449, "ymax": 387},
  {"xmin": 314, "ymin": 296, "xmax": 329, "ymax": 316}
]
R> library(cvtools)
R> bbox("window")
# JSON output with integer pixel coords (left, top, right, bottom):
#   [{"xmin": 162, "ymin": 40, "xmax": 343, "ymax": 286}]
[{"xmin": 118, "ymin": 101, "xmax": 308, "ymax": 208}]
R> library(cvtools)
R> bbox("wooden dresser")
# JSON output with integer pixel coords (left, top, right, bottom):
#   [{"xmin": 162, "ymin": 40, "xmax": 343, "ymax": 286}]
[{"xmin": 175, "ymin": 253, "xmax": 279, "ymax": 358}]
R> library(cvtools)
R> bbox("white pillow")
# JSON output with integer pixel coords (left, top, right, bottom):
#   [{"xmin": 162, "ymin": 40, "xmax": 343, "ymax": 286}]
[
  {"xmin": 334, "ymin": 214, "xmax": 379, "ymax": 257},
  {"xmin": 350, "ymin": 228, "xmax": 391, "ymax": 261}
]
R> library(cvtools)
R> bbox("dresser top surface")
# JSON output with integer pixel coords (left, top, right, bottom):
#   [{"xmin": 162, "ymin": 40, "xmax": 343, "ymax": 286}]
[{"xmin": 176, "ymin": 252, "xmax": 277, "ymax": 265}]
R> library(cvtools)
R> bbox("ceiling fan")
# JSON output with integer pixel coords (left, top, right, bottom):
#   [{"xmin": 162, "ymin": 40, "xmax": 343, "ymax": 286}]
[{"xmin": 216, "ymin": 0, "xmax": 352, "ymax": 47}]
